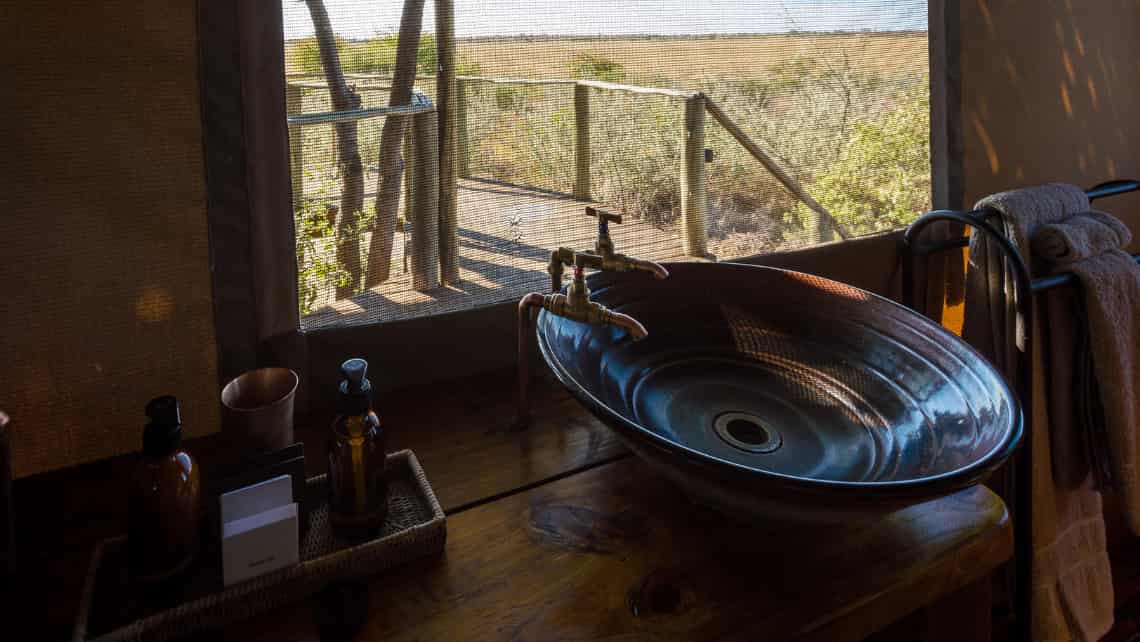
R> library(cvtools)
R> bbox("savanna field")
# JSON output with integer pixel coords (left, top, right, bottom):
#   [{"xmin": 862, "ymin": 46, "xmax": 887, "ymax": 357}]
[{"xmin": 286, "ymin": 33, "xmax": 930, "ymax": 314}]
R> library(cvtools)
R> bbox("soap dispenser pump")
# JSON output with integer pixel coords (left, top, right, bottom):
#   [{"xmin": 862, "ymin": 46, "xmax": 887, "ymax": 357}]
[
  {"xmin": 128, "ymin": 395, "xmax": 201, "ymax": 583},
  {"xmin": 328, "ymin": 358, "xmax": 388, "ymax": 538}
]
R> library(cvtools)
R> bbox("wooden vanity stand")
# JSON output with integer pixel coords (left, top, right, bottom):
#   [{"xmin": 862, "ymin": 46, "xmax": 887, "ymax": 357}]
[
  {"xmin": 17, "ymin": 369, "xmax": 1010, "ymax": 642},
  {"xmin": 237, "ymin": 370, "xmax": 1012, "ymax": 642}
]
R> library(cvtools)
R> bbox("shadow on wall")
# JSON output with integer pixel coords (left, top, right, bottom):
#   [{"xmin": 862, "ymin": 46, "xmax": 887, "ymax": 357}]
[{"xmin": 960, "ymin": 0, "xmax": 1140, "ymax": 244}]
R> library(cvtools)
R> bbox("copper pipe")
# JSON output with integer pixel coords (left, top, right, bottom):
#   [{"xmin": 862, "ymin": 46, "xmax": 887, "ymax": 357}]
[
  {"xmin": 607, "ymin": 310, "xmax": 649, "ymax": 341},
  {"xmin": 516, "ymin": 293, "xmax": 546, "ymax": 428},
  {"xmin": 627, "ymin": 258, "xmax": 669, "ymax": 280}
]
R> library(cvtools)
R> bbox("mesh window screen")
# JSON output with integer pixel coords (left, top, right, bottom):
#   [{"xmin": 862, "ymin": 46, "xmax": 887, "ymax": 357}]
[{"xmin": 284, "ymin": 1, "xmax": 930, "ymax": 329}]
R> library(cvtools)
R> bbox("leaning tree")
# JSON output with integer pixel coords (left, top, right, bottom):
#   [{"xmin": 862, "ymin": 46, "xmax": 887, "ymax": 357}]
[
  {"xmin": 302, "ymin": 0, "xmax": 365, "ymax": 297},
  {"xmin": 365, "ymin": 0, "xmax": 426, "ymax": 288}
]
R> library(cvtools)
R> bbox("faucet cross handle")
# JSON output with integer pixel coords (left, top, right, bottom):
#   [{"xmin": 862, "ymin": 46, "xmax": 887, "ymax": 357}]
[
  {"xmin": 585, "ymin": 207, "xmax": 621, "ymax": 257},
  {"xmin": 585, "ymin": 206, "xmax": 623, "ymax": 226}
]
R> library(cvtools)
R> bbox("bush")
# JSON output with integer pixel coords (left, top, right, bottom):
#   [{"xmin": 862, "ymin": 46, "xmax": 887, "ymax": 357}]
[
  {"xmin": 567, "ymin": 52, "xmax": 625, "ymax": 82},
  {"xmin": 288, "ymin": 33, "xmax": 480, "ymax": 77},
  {"xmin": 791, "ymin": 85, "xmax": 930, "ymax": 236},
  {"xmin": 494, "ymin": 86, "xmax": 521, "ymax": 111}
]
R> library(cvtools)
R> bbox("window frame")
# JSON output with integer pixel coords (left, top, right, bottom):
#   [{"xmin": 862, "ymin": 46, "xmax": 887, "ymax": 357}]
[{"xmin": 198, "ymin": 0, "xmax": 957, "ymax": 414}]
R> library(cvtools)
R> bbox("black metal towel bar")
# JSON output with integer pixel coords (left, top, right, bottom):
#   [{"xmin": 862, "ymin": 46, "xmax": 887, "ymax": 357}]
[
  {"xmin": 901, "ymin": 178, "xmax": 1140, "ymax": 642},
  {"xmin": 904, "ymin": 179, "xmax": 1140, "ymax": 295}
]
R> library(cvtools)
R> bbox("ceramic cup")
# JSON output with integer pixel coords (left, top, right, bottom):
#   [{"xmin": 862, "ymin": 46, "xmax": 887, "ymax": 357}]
[{"xmin": 220, "ymin": 368, "xmax": 299, "ymax": 454}]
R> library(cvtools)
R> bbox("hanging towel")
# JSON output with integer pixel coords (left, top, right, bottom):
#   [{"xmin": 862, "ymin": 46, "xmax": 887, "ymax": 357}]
[
  {"xmin": 1026, "ymin": 211, "xmax": 1131, "ymax": 492},
  {"xmin": 1033, "ymin": 210, "xmax": 1140, "ymax": 537},
  {"xmin": 962, "ymin": 184, "xmax": 1113, "ymax": 642},
  {"xmin": 1033, "ymin": 210, "xmax": 1133, "ymax": 263}
]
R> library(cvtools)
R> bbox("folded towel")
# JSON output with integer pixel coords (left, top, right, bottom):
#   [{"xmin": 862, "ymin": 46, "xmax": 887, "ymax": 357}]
[
  {"xmin": 1032, "ymin": 210, "xmax": 1133, "ymax": 264},
  {"xmin": 965, "ymin": 183, "xmax": 1090, "ymax": 365},
  {"xmin": 963, "ymin": 184, "xmax": 1113, "ymax": 642},
  {"xmin": 1041, "ymin": 221, "xmax": 1140, "ymax": 535},
  {"xmin": 1033, "ymin": 212, "xmax": 1131, "ymax": 493}
]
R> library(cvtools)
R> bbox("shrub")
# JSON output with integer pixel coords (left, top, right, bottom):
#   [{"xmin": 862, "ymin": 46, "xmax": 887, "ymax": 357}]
[
  {"xmin": 567, "ymin": 52, "xmax": 626, "ymax": 82},
  {"xmin": 494, "ymin": 85, "xmax": 521, "ymax": 111},
  {"xmin": 287, "ymin": 33, "xmax": 480, "ymax": 77},
  {"xmin": 790, "ymin": 84, "xmax": 931, "ymax": 236}
]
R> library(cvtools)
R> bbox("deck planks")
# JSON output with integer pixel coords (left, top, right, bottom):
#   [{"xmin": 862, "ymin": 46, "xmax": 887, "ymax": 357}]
[{"xmin": 302, "ymin": 178, "xmax": 688, "ymax": 329}]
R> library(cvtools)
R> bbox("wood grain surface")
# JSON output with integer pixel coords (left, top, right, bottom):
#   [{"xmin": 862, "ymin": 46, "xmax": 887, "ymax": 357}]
[
  {"xmin": 12, "ymin": 369, "xmax": 622, "ymax": 641},
  {"xmin": 231, "ymin": 457, "xmax": 1011, "ymax": 642}
]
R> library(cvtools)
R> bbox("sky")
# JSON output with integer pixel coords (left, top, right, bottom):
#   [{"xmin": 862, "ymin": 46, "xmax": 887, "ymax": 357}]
[{"xmin": 282, "ymin": 0, "xmax": 928, "ymax": 40}]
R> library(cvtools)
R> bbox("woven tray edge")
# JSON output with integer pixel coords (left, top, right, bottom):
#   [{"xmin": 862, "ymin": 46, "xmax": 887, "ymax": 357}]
[{"xmin": 73, "ymin": 449, "xmax": 445, "ymax": 642}]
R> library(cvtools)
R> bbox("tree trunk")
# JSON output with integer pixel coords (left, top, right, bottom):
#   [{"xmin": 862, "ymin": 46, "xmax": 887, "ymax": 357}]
[
  {"xmin": 304, "ymin": 0, "xmax": 364, "ymax": 298},
  {"xmin": 364, "ymin": 0, "xmax": 426, "ymax": 288}
]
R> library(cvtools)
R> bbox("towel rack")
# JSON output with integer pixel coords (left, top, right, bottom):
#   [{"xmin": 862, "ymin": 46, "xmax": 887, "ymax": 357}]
[{"xmin": 901, "ymin": 179, "xmax": 1140, "ymax": 642}]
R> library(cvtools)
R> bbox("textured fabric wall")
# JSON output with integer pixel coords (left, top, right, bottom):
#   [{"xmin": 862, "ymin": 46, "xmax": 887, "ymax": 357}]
[
  {"xmin": 0, "ymin": 2, "xmax": 219, "ymax": 476},
  {"xmin": 959, "ymin": 0, "xmax": 1140, "ymax": 237}
]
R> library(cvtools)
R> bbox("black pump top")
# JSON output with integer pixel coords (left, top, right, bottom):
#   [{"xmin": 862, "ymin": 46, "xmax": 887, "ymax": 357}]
[
  {"xmin": 338, "ymin": 358, "xmax": 373, "ymax": 415},
  {"xmin": 143, "ymin": 395, "xmax": 183, "ymax": 456}
]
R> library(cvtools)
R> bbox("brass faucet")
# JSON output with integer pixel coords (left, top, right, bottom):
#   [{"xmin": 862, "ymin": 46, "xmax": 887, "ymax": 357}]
[
  {"xmin": 517, "ymin": 259, "xmax": 649, "ymax": 427},
  {"xmin": 549, "ymin": 255, "xmax": 649, "ymax": 337},
  {"xmin": 519, "ymin": 211, "xmax": 670, "ymax": 426},
  {"xmin": 546, "ymin": 207, "xmax": 669, "ymax": 292}
]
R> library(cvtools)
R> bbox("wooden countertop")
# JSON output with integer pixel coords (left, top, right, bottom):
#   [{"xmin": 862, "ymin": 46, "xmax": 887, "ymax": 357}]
[
  {"xmin": 232, "ymin": 457, "xmax": 1010, "ymax": 642},
  {"xmin": 12, "ymin": 369, "xmax": 1011, "ymax": 641}
]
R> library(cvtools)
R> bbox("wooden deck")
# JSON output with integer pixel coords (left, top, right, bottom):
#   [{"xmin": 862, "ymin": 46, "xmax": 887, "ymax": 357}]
[{"xmin": 302, "ymin": 177, "xmax": 690, "ymax": 329}]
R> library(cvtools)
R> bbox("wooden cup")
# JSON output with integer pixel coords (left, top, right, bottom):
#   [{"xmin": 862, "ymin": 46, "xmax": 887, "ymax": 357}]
[{"xmin": 220, "ymin": 368, "xmax": 299, "ymax": 456}]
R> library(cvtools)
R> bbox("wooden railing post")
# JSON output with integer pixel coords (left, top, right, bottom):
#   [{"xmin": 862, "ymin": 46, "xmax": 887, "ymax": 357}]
[
  {"xmin": 436, "ymin": 0, "xmax": 460, "ymax": 284},
  {"xmin": 574, "ymin": 83, "xmax": 591, "ymax": 201},
  {"xmin": 411, "ymin": 109, "xmax": 440, "ymax": 291},
  {"xmin": 402, "ymin": 123, "xmax": 414, "ymax": 274},
  {"xmin": 681, "ymin": 94, "xmax": 708, "ymax": 257},
  {"xmin": 285, "ymin": 83, "xmax": 304, "ymax": 212},
  {"xmin": 403, "ymin": 125, "xmax": 414, "ymax": 220},
  {"xmin": 456, "ymin": 78, "xmax": 470, "ymax": 178}
]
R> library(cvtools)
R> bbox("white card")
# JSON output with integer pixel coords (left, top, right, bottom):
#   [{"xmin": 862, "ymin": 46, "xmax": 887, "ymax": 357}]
[
  {"xmin": 220, "ymin": 473, "xmax": 293, "ymax": 523},
  {"xmin": 222, "ymin": 502, "xmax": 299, "ymax": 586}
]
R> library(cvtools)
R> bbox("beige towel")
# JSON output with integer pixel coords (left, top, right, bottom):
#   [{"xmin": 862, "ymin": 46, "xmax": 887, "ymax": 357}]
[
  {"xmin": 962, "ymin": 184, "xmax": 1113, "ymax": 642},
  {"xmin": 1034, "ymin": 212, "xmax": 1134, "ymax": 492},
  {"xmin": 1033, "ymin": 211, "xmax": 1140, "ymax": 537},
  {"xmin": 1033, "ymin": 210, "xmax": 1133, "ymax": 264}
]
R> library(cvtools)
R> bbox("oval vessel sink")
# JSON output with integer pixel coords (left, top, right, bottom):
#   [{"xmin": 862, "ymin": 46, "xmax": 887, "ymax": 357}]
[{"xmin": 536, "ymin": 262, "xmax": 1021, "ymax": 522}]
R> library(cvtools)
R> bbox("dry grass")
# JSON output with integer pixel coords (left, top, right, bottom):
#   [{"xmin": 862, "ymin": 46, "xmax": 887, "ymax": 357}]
[
  {"xmin": 456, "ymin": 33, "xmax": 927, "ymax": 82},
  {"xmin": 287, "ymin": 32, "xmax": 931, "ymax": 318}
]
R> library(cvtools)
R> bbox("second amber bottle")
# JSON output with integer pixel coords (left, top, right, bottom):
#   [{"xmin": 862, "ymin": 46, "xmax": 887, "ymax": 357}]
[{"xmin": 327, "ymin": 358, "xmax": 388, "ymax": 539}]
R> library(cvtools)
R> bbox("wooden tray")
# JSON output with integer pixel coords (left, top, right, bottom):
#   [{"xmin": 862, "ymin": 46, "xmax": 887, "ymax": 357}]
[{"xmin": 73, "ymin": 449, "xmax": 445, "ymax": 642}]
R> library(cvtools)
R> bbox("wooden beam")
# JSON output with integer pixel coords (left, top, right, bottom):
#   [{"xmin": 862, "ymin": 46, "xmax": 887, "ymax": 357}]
[
  {"xmin": 455, "ymin": 78, "xmax": 470, "ymax": 178},
  {"xmin": 576, "ymin": 78, "xmax": 698, "ymax": 98},
  {"xmin": 703, "ymin": 97, "xmax": 851, "ymax": 241},
  {"xmin": 435, "ymin": 0, "xmax": 459, "ymax": 284},
  {"xmin": 680, "ymin": 94, "xmax": 708, "ymax": 257},
  {"xmin": 573, "ymin": 83, "xmax": 591, "ymax": 200},
  {"xmin": 403, "ymin": 124, "xmax": 414, "ymax": 228},
  {"xmin": 411, "ymin": 109, "xmax": 440, "ymax": 291}
]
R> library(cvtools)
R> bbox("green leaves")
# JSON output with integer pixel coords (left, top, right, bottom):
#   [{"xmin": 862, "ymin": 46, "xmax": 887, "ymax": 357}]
[
  {"xmin": 289, "ymin": 33, "xmax": 480, "ymax": 77},
  {"xmin": 567, "ymin": 53, "xmax": 626, "ymax": 83}
]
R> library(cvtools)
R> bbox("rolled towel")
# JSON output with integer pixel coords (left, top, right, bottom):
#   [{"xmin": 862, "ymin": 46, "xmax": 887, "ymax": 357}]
[{"xmin": 1031, "ymin": 210, "xmax": 1132, "ymax": 263}]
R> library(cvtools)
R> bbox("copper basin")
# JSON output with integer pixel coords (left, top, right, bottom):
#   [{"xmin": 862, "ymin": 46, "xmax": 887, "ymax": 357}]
[{"xmin": 536, "ymin": 263, "xmax": 1021, "ymax": 522}]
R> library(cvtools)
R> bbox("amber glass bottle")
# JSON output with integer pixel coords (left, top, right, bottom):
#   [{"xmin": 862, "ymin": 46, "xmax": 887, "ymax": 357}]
[
  {"xmin": 128, "ymin": 396, "xmax": 201, "ymax": 583},
  {"xmin": 328, "ymin": 359, "xmax": 388, "ymax": 539}
]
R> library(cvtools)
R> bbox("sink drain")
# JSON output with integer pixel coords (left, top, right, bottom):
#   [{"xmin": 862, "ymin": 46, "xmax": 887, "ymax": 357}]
[{"xmin": 714, "ymin": 412, "xmax": 782, "ymax": 454}]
